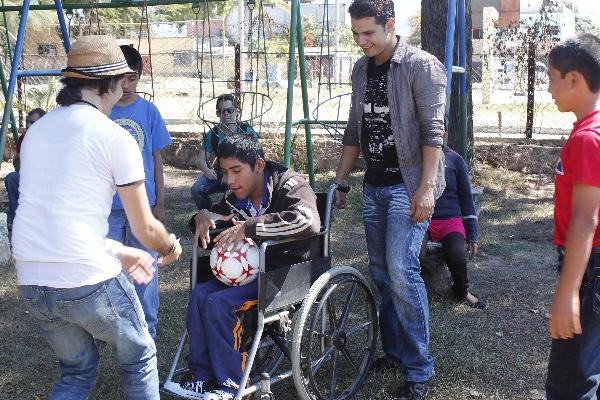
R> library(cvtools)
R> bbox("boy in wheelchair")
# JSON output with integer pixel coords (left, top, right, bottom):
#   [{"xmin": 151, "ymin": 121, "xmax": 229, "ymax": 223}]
[{"xmin": 167, "ymin": 135, "xmax": 321, "ymax": 399}]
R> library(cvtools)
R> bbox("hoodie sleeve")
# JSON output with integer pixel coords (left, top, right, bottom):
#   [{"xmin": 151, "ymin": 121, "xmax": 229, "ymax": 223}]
[
  {"xmin": 244, "ymin": 175, "xmax": 321, "ymax": 242},
  {"xmin": 455, "ymin": 154, "xmax": 478, "ymax": 243}
]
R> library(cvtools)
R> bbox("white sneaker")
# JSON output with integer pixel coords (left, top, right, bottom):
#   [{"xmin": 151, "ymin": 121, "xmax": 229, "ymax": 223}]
[
  {"xmin": 163, "ymin": 379, "xmax": 217, "ymax": 399},
  {"xmin": 203, "ymin": 389, "xmax": 235, "ymax": 400}
]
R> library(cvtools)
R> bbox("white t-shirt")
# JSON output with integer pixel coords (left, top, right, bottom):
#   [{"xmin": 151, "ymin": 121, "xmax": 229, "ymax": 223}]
[{"xmin": 12, "ymin": 104, "xmax": 145, "ymax": 288}]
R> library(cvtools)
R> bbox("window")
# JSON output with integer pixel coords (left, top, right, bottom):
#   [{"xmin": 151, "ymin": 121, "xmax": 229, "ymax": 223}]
[
  {"xmin": 38, "ymin": 44, "xmax": 57, "ymax": 56},
  {"xmin": 472, "ymin": 28, "xmax": 483, "ymax": 39}
]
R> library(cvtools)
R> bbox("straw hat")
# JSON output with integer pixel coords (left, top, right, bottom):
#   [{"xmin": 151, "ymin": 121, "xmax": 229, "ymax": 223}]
[{"xmin": 62, "ymin": 35, "xmax": 134, "ymax": 79}]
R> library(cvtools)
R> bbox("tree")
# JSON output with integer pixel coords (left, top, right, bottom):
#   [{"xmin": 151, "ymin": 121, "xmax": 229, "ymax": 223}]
[
  {"xmin": 421, "ymin": 0, "xmax": 473, "ymax": 162},
  {"xmin": 494, "ymin": 0, "xmax": 560, "ymax": 138},
  {"xmin": 406, "ymin": 9, "xmax": 421, "ymax": 47},
  {"xmin": 575, "ymin": 15, "xmax": 600, "ymax": 36}
]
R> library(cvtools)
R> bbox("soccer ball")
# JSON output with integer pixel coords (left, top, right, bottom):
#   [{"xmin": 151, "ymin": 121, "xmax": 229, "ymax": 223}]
[{"xmin": 209, "ymin": 239, "xmax": 260, "ymax": 286}]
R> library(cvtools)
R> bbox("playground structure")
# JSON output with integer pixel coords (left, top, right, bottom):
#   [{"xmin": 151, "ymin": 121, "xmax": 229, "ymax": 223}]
[{"xmin": 0, "ymin": 0, "xmax": 470, "ymax": 186}]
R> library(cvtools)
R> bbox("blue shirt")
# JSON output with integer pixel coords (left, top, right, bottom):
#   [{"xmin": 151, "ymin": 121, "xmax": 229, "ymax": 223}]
[
  {"xmin": 110, "ymin": 96, "xmax": 172, "ymax": 209},
  {"xmin": 432, "ymin": 146, "xmax": 478, "ymax": 242}
]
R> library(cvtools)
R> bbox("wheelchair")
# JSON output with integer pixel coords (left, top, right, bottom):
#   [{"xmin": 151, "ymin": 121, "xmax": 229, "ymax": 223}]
[{"xmin": 162, "ymin": 184, "xmax": 378, "ymax": 400}]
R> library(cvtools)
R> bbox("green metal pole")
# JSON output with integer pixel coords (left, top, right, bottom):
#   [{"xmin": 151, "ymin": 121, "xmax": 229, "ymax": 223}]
[
  {"xmin": 0, "ymin": 59, "xmax": 18, "ymax": 140},
  {"xmin": 0, "ymin": 0, "xmax": 225, "ymax": 12},
  {"xmin": 295, "ymin": 9, "xmax": 315, "ymax": 189},
  {"xmin": 282, "ymin": 0, "xmax": 299, "ymax": 167},
  {"xmin": 459, "ymin": 94, "xmax": 468, "ymax": 163}
]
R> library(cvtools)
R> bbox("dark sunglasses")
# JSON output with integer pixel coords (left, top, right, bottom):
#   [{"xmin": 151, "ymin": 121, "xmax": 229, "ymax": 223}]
[{"xmin": 218, "ymin": 107, "xmax": 235, "ymax": 115}]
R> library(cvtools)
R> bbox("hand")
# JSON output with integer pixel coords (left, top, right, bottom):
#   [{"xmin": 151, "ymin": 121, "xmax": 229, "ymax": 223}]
[
  {"xmin": 152, "ymin": 203, "xmax": 165, "ymax": 222},
  {"xmin": 410, "ymin": 186, "xmax": 434, "ymax": 223},
  {"xmin": 204, "ymin": 168, "xmax": 218, "ymax": 181},
  {"xmin": 193, "ymin": 210, "xmax": 235, "ymax": 249},
  {"xmin": 467, "ymin": 242, "xmax": 479, "ymax": 260},
  {"xmin": 117, "ymin": 246, "xmax": 155, "ymax": 285},
  {"xmin": 214, "ymin": 219, "xmax": 246, "ymax": 250},
  {"xmin": 158, "ymin": 235, "xmax": 182, "ymax": 266},
  {"xmin": 334, "ymin": 190, "xmax": 348, "ymax": 209},
  {"xmin": 548, "ymin": 288, "xmax": 581, "ymax": 339}
]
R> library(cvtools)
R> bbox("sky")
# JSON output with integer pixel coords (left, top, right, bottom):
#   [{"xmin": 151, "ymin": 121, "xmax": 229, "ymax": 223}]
[{"xmin": 393, "ymin": 0, "xmax": 600, "ymax": 37}]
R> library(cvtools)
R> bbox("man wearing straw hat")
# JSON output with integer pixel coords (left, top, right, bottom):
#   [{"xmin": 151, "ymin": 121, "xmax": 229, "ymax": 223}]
[{"xmin": 11, "ymin": 35, "xmax": 182, "ymax": 399}]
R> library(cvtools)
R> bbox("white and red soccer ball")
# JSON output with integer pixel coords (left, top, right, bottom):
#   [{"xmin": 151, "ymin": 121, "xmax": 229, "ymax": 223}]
[{"xmin": 209, "ymin": 239, "xmax": 260, "ymax": 286}]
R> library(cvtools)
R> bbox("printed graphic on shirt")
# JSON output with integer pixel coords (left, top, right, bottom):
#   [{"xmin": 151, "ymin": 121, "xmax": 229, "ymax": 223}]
[
  {"xmin": 361, "ymin": 59, "xmax": 403, "ymax": 187},
  {"xmin": 113, "ymin": 118, "xmax": 145, "ymax": 151},
  {"xmin": 555, "ymin": 157, "xmax": 564, "ymax": 176}
]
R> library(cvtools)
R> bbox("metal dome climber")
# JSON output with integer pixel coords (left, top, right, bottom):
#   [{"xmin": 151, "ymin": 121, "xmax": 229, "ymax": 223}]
[{"xmin": 192, "ymin": 0, "xmax": 273, "ymax": 150}]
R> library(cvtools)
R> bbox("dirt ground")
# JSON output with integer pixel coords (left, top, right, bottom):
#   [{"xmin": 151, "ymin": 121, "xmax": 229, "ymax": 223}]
[{"xmin": 0, "ymin": 153, "xmax": 558, "ymax": 400}]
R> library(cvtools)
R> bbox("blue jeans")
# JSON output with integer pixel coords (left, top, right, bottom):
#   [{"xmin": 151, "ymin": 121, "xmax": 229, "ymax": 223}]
[
  {"xmin": 19, "ymin": 272, "xmax": 159, "ymax": 400},
  {"xmin": 5, "ymin": 170, "xmax": 19, "ymax": 226},
  {"xmin": 191, "ymin": 169, "xmax": 225, "ymax": 210},
  {"xmin": 363, "ymin": 182, "xmax": 434, "ymax": 382},
  {"xmin": 108, "ymin": 209, "xmax": 159, "ymax": 339},
  {"xmin": 546, "ymin": 251, "xmax": 600, "ymax": 400}
]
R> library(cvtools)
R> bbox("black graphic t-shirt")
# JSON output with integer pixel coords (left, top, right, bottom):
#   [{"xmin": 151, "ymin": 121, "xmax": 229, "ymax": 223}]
[{"xmin": 361, "ymin": 58, "xmax": 403, "ymax": 187}]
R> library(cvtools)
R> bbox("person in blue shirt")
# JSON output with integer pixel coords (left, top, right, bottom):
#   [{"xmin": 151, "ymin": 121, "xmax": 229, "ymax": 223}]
[
  {"xmin": 422, "ymin": 145, "xmax": 487, "ymax": 309},
  {"xmin": 191, "ymin": 93, "xmax": 258, "ymax": 210},
  {"xmin": 107, "ymin": 45, "xmax": 172, "ymax": 338}
]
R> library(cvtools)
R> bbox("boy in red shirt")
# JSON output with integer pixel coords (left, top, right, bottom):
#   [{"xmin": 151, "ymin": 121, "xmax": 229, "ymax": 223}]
[{"xmin": 545, "ymin": 34, "xmax": 600, "ymax": 400}]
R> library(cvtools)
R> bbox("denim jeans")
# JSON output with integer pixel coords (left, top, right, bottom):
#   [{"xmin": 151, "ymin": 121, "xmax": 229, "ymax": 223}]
[
  {"xmin": 19, "ymin": 272, "xmax": 159, "ymax": 400},
  {"xmin": 108, "ymin": 209, "xmax": 159, "ymax": 339},
  {"xmin": 546, "ymin": 251, "xmax": 600, "ymax": 400},
  {"xmin": 5, "ymin": 171, "xmax": 19, "ymax": 226},
  {"xmin": 191, "ymin": 169, "xmax": 225, "ymax": 210},
  {"xmin": 363, "ymin": 182, "xmax": 434, "ymax": 382}
]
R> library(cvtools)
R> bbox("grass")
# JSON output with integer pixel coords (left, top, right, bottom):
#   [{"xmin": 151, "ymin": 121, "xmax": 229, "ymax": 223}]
[{"xmin": 0, "ymin": 162, "xmax": 558, "ymax": 400}]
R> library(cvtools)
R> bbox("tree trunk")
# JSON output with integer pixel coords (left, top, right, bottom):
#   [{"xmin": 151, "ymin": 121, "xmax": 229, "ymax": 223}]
[
  {"xmin": 525, "ymin": 37, "xmax": 535, "ymax": 138},
  {"xmin": 421, "ymin": 0, "xmax": 474, "ymax": 164}
]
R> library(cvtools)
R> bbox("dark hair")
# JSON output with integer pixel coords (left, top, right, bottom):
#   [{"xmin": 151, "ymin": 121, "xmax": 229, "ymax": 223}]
[
  {"xmin": 548, "ymin": 34, "xmax": 600, "ymax": 93},
  {"xmin": 120, "ymin": 45, "xmax": 143, "ymax": 76},
  {"xmin": 27, "ymin": 107, "xmax": 46, "ymax": 119},
  {"xmin": 348, "ymin": 0, "xmax": 395, "ymax": 26},
  {"xmin": 56, "ymin": 76, "xmax": 123, "ymax": 106},
  {"xmin": 216, "ymin": 93, "xmax": 236, "ymax": 111},
  {"xmin": 215, "ymin": 134, "xmax": 264, "ymax": 170}
]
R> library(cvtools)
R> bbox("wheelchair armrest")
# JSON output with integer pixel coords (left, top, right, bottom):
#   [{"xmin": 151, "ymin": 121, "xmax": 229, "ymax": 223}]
[{"xmin": 257, "ymin": 228, "xmax": 328, "ymax": 273}]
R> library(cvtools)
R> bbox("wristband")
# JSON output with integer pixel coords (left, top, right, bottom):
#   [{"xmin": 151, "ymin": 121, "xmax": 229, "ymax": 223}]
[{"xmin": 161, "ymin": 234, "xmax": 178, "ymax": 257}]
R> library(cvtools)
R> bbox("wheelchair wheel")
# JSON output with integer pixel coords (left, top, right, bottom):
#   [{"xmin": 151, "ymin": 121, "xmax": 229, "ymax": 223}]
[
  {"xmin": 291, "ymin": 266, "xmax": 378, "ymax": 400},
  {"xmin": 250, "ymin": 330, "xmax": 286, "ymax": 384}
]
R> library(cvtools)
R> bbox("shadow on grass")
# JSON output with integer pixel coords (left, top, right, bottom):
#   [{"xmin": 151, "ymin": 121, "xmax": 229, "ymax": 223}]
[{"xmin": 0, "ymin": 164, "xmax": 558, "ymax": 400}]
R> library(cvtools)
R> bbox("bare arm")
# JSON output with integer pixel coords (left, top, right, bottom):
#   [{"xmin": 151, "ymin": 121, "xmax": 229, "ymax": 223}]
[
  {"xmin": 549, "ymin": 183, "xmax": 600, "ymax": 339},
  {"xmin": 333, "ymin": 145, "xmax": 361, "ymax": 209},
  {"xmin": 411, "ymin": 145, "xmax": 442, "ymax": 222},
  {"xmin": 117, "ymin": 181, "xmax": 181, "ymax": 265},
  {"xmin": 198, "ymin": 148, "xmax": 217, "ymax": 180},
  {"xmin": 152, "ymin": 150, "xmax": 165, "ymax": 222}
]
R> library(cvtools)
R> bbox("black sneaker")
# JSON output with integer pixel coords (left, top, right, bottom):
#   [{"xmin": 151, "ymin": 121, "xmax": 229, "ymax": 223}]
[
  {"xmin": 163, "ymin": 378, "xmax": 218, "ymax": 399},
  {"xmin": 394, "ymin": 381, "xmax": 429, "ymax": 400},
  {"xmin": 369, "ymin": 356, "xmax": 401, "ymax": 374}
]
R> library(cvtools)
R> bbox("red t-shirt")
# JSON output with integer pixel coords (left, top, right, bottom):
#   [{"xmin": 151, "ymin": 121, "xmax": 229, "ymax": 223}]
[{"xmin": 554, "ymin": 110, "xmax": 600, "ymax": 247}]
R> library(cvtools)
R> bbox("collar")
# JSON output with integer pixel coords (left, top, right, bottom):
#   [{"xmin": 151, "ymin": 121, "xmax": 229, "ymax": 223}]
[
  {"xmin": 572, "ymin": 109, "xmax": 600, "ymax": 131},
  {"xmin": 232, "ymin": 170, "xmax": 270, "ymax": 217}
]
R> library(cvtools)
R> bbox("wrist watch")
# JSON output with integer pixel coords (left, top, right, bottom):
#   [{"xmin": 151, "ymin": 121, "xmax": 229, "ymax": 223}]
[{"xmin": 335, "ymin": 182, "xmax": 350, "ymax": 193}]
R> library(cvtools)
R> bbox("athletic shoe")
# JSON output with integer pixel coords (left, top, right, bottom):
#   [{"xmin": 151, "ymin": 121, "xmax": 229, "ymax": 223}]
[
  {"xmin": 163, "ymin": 379, "xmax": 217, "ymax": 399},
  {"xmin": 203, "ymin": 389, "xmax": 235, "ymax": 400},
  {"xmin": 394, "ymin": 381, "xmax": 429, "ymax": 400}
]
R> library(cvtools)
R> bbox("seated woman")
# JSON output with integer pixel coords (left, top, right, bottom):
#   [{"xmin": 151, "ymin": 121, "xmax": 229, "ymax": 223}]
[
  {"xmin": 422, "ymin": 145, "xmax": 487, "ymax": 309},
  {"xmin": 166, "ymin": 135, "xmax": 320, "ymax": 400}
]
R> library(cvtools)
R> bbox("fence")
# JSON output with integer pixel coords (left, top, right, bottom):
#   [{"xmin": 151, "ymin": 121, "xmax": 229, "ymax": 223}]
[{"xmin": 0, "ymin": 18, "xmax": 574, "ymax": 145}]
